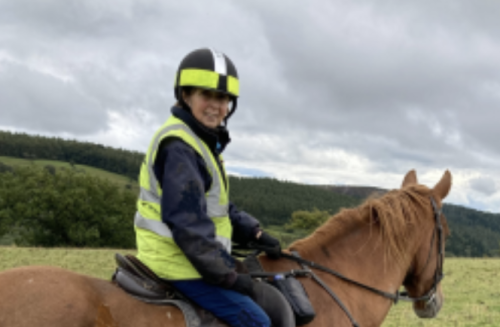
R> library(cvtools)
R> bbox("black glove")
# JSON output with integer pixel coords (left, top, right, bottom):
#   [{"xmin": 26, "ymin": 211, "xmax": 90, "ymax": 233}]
[
  {"xmin": 257, "ymin": 231, "xmax": 281, "ymax": 259},
  {"xmin": 231, "ymin": 274, "xmax": 255, "ymax": 297}
]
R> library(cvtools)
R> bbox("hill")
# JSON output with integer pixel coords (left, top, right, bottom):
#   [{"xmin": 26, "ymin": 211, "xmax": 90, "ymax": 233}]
[
  {"xmin": 316, "ymin": 185, "xmax": 387, "ymax": 200},
  {"xmin": 0, "ymin": 156, "xmax": 357, "ymax": 228},
  {"xmin": 0, "ymin": 130, "xmax": 143, "ymax": 180},
  {"xmin": 1, "ymin": 130, "xmax": 500, "ymax": 256},
  {"xmin": 0, "ymin": 156, "xmax": 139, "ymax": 192}
]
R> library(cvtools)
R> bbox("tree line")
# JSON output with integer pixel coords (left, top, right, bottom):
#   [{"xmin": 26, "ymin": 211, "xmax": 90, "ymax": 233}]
[
  {"xmin": 229, "ymin": 176, "xmax": 358, "ymax": 226},
  {"xmin": 0, "ymin": 130, "xmax": 499, "ymax": 257},
  {"xmin": 0, "ymin": 130, "xmax": 143, "ymax": 180}
]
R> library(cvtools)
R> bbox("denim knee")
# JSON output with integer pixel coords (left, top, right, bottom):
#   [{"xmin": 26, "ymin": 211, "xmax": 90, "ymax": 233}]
[
  {"xmin": 172, "ymin": 280, "xmax": 271, "ymax": 327},
  {"xmin": 237, "ymin": 307, "xmax": 271, "ymax": 327}
]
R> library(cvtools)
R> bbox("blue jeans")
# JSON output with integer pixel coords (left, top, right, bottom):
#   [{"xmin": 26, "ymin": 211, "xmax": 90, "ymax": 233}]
[{"xmin": 171, "ymin": 280, "xmax": 271, "ymax": 327}]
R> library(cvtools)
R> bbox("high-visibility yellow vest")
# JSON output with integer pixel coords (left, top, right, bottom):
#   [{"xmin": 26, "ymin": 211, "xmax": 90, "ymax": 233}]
[{"xmin": 134, "ymin": 115, "xmax": 232, "ymax": 280}]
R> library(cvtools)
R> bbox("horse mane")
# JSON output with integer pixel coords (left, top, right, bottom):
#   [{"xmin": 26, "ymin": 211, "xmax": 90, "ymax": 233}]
[{"xmin": 289, "ymin": 185, "xmax": 443, "ymax": 266}]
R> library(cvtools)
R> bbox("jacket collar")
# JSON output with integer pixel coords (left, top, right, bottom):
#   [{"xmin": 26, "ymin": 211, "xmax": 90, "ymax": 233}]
[{"xmin": 171, "ymin": 106, "xmax": 231, "ymax": 155}]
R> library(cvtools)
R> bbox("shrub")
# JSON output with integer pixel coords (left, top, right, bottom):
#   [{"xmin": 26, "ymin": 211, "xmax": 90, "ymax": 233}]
[{"xmin": 0, "ymin": 166, "xmax": 136, "ymax": 248}]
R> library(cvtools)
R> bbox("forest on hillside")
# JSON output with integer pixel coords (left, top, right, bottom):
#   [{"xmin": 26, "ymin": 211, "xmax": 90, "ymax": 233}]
[
  {"xmin": 0, "ymin": 131, "xmax": 143, "ymax": 180},
  {"xmin": 0, "ymin": 130, "xmax": 499, "ymax": 257}
]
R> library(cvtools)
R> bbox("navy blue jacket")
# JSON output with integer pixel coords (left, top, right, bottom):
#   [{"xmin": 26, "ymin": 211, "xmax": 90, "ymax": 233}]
[{"xmin": 153, "ymin": 106, "xmax": 260, "ymax": 287}]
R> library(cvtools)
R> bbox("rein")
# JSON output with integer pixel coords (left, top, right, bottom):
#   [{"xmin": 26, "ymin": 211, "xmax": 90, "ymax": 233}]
[{"xmin": 245, "ymin": 196, "xmax": 445, "ymax": 327}]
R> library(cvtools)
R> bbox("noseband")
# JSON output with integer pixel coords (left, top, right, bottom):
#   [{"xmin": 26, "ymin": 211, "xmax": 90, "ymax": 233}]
[
  {"xmin": 403, "ymin": 197, "xmax": 445, "ymax": 303},
  {"xmin": 246, "ymin": 196, "xmax": 445, "ymax": 327}
]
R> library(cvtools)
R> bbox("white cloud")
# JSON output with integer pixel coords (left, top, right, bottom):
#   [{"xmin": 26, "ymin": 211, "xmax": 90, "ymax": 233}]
[
  {"xmin": 1, "ymin": 0, "xmax": 500, "ymax": 212},
  {"xmin": 469, "ymin": 175, "xmax": 498, "ymax": 196}
]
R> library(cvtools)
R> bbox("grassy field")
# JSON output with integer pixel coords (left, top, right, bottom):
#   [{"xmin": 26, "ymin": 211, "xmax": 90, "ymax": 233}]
[
  {"xmin": 383, "ymin": 259, "xmax": 500, "ymax": 327},
  {"xmin": 0, "ymin": 247, "xmax": 498, "ymax": 326},
  {"xmin": 0, "ymin": 156, "xmax": 139, "ymax": 191}
]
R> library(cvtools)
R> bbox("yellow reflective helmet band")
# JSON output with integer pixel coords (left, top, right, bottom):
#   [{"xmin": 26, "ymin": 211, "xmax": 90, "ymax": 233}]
[
  {"xmin": 179, "ymin": 69, "xmax": 219, "ymax": 89},
  {"xmin": 227, "ymin": 76, "xmax": 239, "ymax": 97},
  {"xmin": 178, "ymin": 69, "xmax": 239, "ymax": 97}
]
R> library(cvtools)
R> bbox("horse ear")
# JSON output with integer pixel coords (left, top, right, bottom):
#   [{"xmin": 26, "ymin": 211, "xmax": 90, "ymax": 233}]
[
  {"xmin": 433, "ymin": 170, "xmax": 452, "ymax": 200},
  {"xmin": 401, "ymin": 170, "xmax": 418, "ymax": 188}
]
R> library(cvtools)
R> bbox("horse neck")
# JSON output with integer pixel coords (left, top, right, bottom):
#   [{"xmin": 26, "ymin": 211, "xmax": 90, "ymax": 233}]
[{"xmin": 282, "ymin": 206, "xmax": 425, "ymax": 326}]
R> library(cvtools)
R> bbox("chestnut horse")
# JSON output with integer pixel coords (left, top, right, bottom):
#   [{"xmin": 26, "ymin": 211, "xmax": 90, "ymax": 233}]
[{"xmin": 0, "ymin": 170, "xmax": 451, "ymax": 327}]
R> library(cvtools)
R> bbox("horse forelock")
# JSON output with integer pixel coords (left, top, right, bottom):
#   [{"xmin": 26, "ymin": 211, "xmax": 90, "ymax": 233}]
[{"xmin": 289, "ymin": 185, "xmax": 441, "ymax": 267}]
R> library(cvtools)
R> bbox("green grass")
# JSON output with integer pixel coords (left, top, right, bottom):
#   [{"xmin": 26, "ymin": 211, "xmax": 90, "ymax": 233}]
[
  {"xmin": 0, "ymin": 156, "xmax": 138, "ymax": 191},
  {"xmin": 0, "ymin": 246, "xmax": 136, "ymax": 280},
  {"xmin": 383, "ymin": 258, "xmax": 500, "ymax": 327},
  {"xmin": 0, "ymin": 247, "xmax": 497, "ymax": 326}
]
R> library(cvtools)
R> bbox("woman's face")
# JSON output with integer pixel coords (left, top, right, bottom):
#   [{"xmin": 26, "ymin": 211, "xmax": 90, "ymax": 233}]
[{"xmin": 183, "ymin": 88, "xmax": 231, "ymax": 129}]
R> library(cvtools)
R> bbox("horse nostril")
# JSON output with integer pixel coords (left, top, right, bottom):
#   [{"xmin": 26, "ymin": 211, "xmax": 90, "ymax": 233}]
[{"xmin": 414, "ymin": 292, "xmax": 443, "ymax": 318}]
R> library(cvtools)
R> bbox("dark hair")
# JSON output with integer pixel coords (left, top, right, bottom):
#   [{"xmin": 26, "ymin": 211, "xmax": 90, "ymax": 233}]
[
  {"xmin": 181, "ymin": 87, "xmax": 195, "ymax": 97},
  {"xmin": 174, "ymin": 87, "xmax": 195, "ymax": 108}
]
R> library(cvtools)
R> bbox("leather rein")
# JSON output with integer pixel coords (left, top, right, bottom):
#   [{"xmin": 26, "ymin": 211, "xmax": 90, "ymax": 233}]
[{"xmin": 245, "ymin": 196, "xmax": 445, "ymax": 327}]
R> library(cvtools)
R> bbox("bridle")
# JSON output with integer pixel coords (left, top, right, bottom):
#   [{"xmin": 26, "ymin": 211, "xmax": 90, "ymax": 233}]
[
  {"xmin": 246, "ymin": 196, "xmax": 446, "ymax": 327},
  {"xmin": 404, "ymin": 197, "xmax": 445, "ymax": 304}
]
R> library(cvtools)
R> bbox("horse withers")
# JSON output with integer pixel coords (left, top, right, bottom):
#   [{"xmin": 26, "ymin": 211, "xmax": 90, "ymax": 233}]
[{"xmin": 0, "ymin": 170, "xmax": 451, "ymax": 327}]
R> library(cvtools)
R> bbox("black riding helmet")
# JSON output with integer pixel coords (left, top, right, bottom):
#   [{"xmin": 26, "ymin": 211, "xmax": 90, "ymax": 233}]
[{"xmin": 174, "ymin": 48, "xmax": 239, "ymax": 126}]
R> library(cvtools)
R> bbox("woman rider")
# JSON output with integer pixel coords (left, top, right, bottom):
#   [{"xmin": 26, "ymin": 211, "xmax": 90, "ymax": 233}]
[{"xmin": 134, "ymin": 48, "xmax": 281, "ymax": 327}]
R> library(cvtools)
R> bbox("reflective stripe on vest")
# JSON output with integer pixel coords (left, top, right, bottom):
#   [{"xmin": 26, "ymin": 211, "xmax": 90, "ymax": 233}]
[
  {"xmin": 140, "ymin": 123, "xmax": 228, "ymax": 218},
  {"xmin": 134, "ymin": 115, "xmax": 232, "ymax": 280},
  {"xmin": 134, "ymin": 212, "xmax": 232, "ymax": 251}
]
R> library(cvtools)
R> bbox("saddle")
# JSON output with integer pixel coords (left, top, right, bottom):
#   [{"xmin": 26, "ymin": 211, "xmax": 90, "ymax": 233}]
[{"xmin": 112, "ymin": 253, "xmax": 305, "ymax": 327}]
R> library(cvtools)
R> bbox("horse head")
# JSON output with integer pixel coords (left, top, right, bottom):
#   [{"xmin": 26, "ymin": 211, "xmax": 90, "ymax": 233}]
[
  {"xmin": 400, "ymin": 170, "xmax": 451, "ymax": 318},
  {"xmin": 265, "ymin": 169, "xmax": 453, "ymax": 326}
]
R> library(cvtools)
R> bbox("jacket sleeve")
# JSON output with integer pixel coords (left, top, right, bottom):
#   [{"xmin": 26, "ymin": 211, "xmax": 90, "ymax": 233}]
[
  {"xmin": 154, "ymin": 139, "xmax": 237, "ymax": 287},
  {"xmin": 228, "ymin": 202, "xmax": 260, "ymax": 246}
]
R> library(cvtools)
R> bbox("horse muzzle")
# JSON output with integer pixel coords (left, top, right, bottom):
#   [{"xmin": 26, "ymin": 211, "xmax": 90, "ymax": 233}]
[{"xmin": 413, "ymin": 288, "xmax": 444, "ymax": 318}]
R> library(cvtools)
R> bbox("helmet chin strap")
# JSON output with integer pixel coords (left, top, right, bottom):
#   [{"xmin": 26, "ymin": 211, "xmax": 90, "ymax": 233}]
[
  {"xmin": 176, "ymin": 87, "xmax": 191, "ymax": 113},
  {"xmin": 223, "ymin": 98, "xmax": 238, "ymax": 127}
]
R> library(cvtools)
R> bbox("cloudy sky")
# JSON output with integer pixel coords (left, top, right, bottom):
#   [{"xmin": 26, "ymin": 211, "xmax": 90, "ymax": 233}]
[{"xmin": 1, "ymin": 0, "xmax": 500, "ymax": 212}]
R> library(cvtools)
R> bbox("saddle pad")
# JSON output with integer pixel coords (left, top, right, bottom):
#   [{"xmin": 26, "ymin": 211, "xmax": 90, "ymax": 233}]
[
  {"xmin": 123, "ymin": 280, "xmax": 294, "ymax": 327},
  {"xmin": 130, "ymin": 296, "xmax": 229, "ymax": 327}
]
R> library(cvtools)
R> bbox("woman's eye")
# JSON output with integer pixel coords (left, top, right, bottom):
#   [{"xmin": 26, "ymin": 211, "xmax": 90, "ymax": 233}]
[
  {"xmin": 216, "ymin": 94, "xmax": 230, "ymax": 102},
  {"xmin": 199, "ymin": 90, "xmax": 229, "ymax": 102}
]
